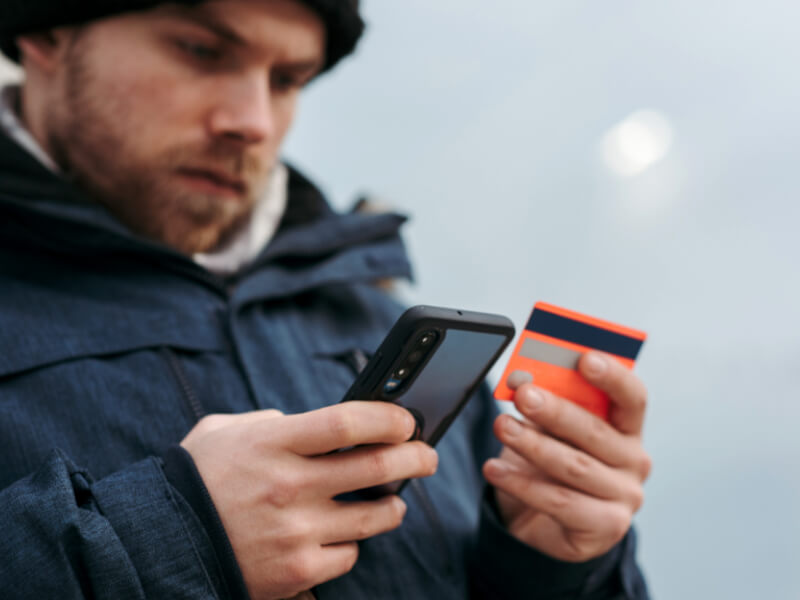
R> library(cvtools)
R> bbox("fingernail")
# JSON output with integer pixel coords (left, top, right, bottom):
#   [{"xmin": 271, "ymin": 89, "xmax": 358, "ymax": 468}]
[
  {"xmin": 506, "ymin": 369, "xmax": 533, "ymax": 390},
  {"xmin": 403, "ymin": 413, "xmax": 415, "ymax": 435},
  {"xmin": 584, "ymin": 353, "xmax": 607, "ymax": 376},
  {"xmin": 521, "ymin": 388, "xmax": 544, "ymax": 413},
  {"xmin": 426, "ymin": 447, "xmax": 440, "ymax": 471},
  {"xmin": 395, "ymin": 497, "xmax": 408, "ymax": 517},
  {"xmin": 487, "ymin": 458, "xmax": 513, "ymax": 478},
  {"xmin": 503, "ymin": 417, "xmax": 523, "ymax": 437}
]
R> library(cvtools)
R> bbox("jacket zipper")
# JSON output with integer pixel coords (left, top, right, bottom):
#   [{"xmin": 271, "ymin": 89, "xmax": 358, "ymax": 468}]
[
  {"xmin": 162, "ymin": 347, "xmax": 206, "ymax": 422},
  {"xmin": 409, "ymin": 479, "xmax": 455, "ymax": 578},
  {"xmin": 410, "ymin": 479, "xmax": 456, "ymax": 578},
  {"xmin": 338, "ymin": 351, "xmax": 456, "ymax": 579}
]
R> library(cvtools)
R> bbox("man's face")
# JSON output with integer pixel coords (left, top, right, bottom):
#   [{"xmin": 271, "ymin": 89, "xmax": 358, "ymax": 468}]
[{"xmin": 39, "ymin": 0, "xmax": 325, "ymax": 254}]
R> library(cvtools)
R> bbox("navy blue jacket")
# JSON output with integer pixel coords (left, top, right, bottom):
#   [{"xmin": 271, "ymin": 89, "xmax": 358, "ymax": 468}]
[{"xmin": 0, "ymin": 130, "xmax": 649, "ymax": 599}]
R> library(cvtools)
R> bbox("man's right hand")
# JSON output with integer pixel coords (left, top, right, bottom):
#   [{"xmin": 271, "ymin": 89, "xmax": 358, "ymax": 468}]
[{"xmin": 180, "ymin": 402, "xmax": 439, "ymax": 600}]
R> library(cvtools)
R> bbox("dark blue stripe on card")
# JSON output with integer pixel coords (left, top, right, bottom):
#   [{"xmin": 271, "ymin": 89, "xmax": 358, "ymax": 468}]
[{"xmin": 526, "ymin": 309, "xmax": 644, "ymax": 360}]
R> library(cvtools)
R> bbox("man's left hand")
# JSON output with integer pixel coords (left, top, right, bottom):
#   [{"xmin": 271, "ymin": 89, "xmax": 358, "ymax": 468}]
[{"xmin": 483, "ymin": 351, "xmax": 652, "ymax": 562}]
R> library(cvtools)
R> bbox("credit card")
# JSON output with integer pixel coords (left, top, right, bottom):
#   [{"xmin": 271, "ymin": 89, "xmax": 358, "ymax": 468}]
[{"xmin": 494, "ymin": 302, "xmax": 647, "ymax": 420}]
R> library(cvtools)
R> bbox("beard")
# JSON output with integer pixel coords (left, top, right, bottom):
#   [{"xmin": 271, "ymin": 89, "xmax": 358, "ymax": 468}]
[{"xmin": 44, "ymin": 32, "xmax": 272, "ymax": 255}]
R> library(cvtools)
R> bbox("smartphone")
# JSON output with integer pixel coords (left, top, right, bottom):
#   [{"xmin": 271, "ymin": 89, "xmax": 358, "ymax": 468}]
[{"xmin": 341, "ymin": 305, "xmax": 515, "ymax": 495}]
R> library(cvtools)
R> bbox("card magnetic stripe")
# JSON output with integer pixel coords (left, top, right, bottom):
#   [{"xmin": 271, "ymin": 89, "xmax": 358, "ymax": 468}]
[{"xmin": 527, "ymin": 309, "xmax": 644, "ymax": 360}]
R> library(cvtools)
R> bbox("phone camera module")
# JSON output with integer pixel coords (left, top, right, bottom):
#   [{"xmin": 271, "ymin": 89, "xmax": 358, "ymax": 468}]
[
  {"xmin": 407, "ymin": 350, "xmax": 424, "ymax": 363},
  {"xmin": 418, "ymin": 331, "xmax": 437, "ymax": 347}
]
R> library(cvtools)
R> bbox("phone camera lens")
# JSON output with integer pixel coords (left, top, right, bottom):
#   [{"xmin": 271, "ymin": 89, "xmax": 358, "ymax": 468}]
[
  {"xmin": 407, "ymin": 350, "xmax": 424, "ymax": 363},
  {"xmin": 394, "ymin": 367, "xmax": 410, "ymax": 379},
  {"xmin": 418, "ymin": 331, "xmax": 437, "ymax": 346},
  {"xmin": 384, "ymin": 379, "xmax": 401, "ymax": 393}
]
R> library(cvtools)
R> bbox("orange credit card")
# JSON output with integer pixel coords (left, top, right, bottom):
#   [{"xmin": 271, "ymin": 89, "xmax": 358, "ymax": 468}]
[{"xmin": 494, "ymin": 302, "xmax": 647, "ymax": 421}]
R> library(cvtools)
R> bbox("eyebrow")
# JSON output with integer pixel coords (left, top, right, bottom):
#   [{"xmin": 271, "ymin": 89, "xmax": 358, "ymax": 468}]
[
  {"xmin": 276, "ymin": 58, "xmax": 324, "ymax": 76},
  {"xmin": 158, "ymin": 6, "xmax": 325, "ymax": 73},
  {"xmin": 167, "ymin": 7, "xmax": 249, "ymax": 47}
]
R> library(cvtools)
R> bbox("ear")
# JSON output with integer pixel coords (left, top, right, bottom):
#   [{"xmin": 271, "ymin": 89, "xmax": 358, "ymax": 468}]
[{"xmin": 15, "ymin": 29, "xmax": 75, "ymax": 73}]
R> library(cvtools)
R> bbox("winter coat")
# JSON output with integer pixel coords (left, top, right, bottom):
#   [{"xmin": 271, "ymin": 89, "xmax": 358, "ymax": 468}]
[{"xmin": 0, "ymin": 130, "xmax": 649, "ymax": 599}]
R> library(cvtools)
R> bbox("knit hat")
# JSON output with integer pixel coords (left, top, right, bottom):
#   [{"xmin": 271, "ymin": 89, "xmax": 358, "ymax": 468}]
[{"xmin": 0, "ymin": 0, "xmax": 364, "ymax": 72}]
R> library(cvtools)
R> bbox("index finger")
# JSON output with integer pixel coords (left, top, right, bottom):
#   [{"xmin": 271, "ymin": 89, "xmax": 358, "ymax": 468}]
[
  {"xmin": 578, "ymin": 352, "xmax": 648, "ymax": 435},
  {"xmin": 278, "ymin": 402, "xmax": 417, "ymax": 456},
  {"xmin": 512, "ymin": 384, "xmax": 638, "ymax": 469}
]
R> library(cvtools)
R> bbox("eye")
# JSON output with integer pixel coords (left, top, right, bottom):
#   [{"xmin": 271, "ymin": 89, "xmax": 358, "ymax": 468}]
[
  {"xmin": 176, "ymin": 39, "xmax": 222, "ymax": 62},
  {"xmin": 272, "ymin": 72, "xmax": 301, "ymax": 91},
  {"xmin": 273, "ymin": 70, "xmax": 314, "ymax": 93}
]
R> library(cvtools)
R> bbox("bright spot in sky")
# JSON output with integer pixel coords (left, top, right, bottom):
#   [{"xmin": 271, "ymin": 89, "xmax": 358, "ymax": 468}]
[{"xmin": 601, "ymin": 109, "xmax": 674, "ymax": 177}]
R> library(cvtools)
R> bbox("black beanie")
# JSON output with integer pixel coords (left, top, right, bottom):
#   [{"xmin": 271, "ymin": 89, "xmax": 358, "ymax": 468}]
[{"xmin": 0, "ymin": 0, "xmax": 364, "ymax": 72}]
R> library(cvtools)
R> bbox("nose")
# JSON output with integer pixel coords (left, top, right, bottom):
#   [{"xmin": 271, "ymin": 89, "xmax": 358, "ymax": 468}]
[{"xmin": 208, "ymin": 72, "xmax": 274, "ymax": 145}]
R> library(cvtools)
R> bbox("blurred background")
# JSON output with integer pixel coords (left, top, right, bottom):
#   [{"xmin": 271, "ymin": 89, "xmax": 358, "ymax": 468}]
[{"xmin": 3, "ymin": 1, "xmax": 798, "ymax": 597}]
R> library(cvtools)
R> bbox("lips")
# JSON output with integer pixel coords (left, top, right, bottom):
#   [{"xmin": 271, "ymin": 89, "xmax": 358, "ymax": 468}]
[{"xmin": 177, "ymin": 167, "xmax": 247, "ymax": 196}]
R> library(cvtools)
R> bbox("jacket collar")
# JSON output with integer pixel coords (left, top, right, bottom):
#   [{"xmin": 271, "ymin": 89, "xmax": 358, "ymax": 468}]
[{"xmin": 0, "ymin": 129, "xmax": 413, "ymax": 296}]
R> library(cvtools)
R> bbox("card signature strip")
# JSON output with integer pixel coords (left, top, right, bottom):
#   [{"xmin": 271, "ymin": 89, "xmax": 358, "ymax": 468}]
[{"xmin": 519, "ymin": 337, "xmax": 582, "ymax": 370}]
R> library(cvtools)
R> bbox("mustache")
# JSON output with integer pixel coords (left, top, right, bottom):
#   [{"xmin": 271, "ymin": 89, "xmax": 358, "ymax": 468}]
[{"xmin": 164, "ymin": 144, "xmax": 268, "ymax": 182}]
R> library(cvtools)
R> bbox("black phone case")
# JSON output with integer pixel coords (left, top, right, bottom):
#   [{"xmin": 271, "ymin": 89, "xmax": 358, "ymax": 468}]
[{"xmin": 341, "ymin": 305, "xmax": 515, "ymax": 495}]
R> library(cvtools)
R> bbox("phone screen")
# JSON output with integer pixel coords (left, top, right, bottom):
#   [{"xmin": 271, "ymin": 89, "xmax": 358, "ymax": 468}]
[{"xmin": 392, "ymin": 328, "xmax": 508, "ymax": 443}]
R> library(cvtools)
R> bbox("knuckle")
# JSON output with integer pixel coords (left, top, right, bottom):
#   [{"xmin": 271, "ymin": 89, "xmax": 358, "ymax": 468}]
[
  {"xmin": 565, "ymin": 452, "xmax": 593, "ymax": 483},
  {"xmin": 355, "ymin": 514, "xmax": 375, "ymax": 540},
  {"xmin": 366, "ymin": 449, "xmax": 390, "ymax": 481},
  {"xmin": 262, "ymin": 469, "xmax": 300, "ymax": 508},
  {"xmin": 328, "ymin": 411, "xmax": 357, "ymax": 447},
  {"xmin": 285, "ymin": 549, "xmax": 316, "ymax": 588},
  {"xmin": 358, "ymin": 499, "xmax": 403, "ymax": 538},
  {"xmin": 354, "ymin": 512, "xmax": 373, "ymax": 540},
  {"xmin": 522, "ymin": 430, "xmax": 544, "ymax": 460},
  {"xmin": 547, "ymin": 393, "xmax": 568, "ymax": 428},
  {"xmin": 586, "ymin": 414, "xmax": 609, "ymax": 448},
  {"xmin": 547, "ymin": 486, "xmax": 575, "ymax": 512}
]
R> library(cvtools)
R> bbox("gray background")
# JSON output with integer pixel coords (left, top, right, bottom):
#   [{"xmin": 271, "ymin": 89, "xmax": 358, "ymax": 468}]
[{"xmin": 3, "ymin": 1, "xmax": 798, "ymax": 597}]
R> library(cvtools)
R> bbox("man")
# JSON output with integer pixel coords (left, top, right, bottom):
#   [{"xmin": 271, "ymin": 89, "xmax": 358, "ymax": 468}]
[{"xmin": 0, "ymin": 1, "xmax": 651, "ymax": 598}]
